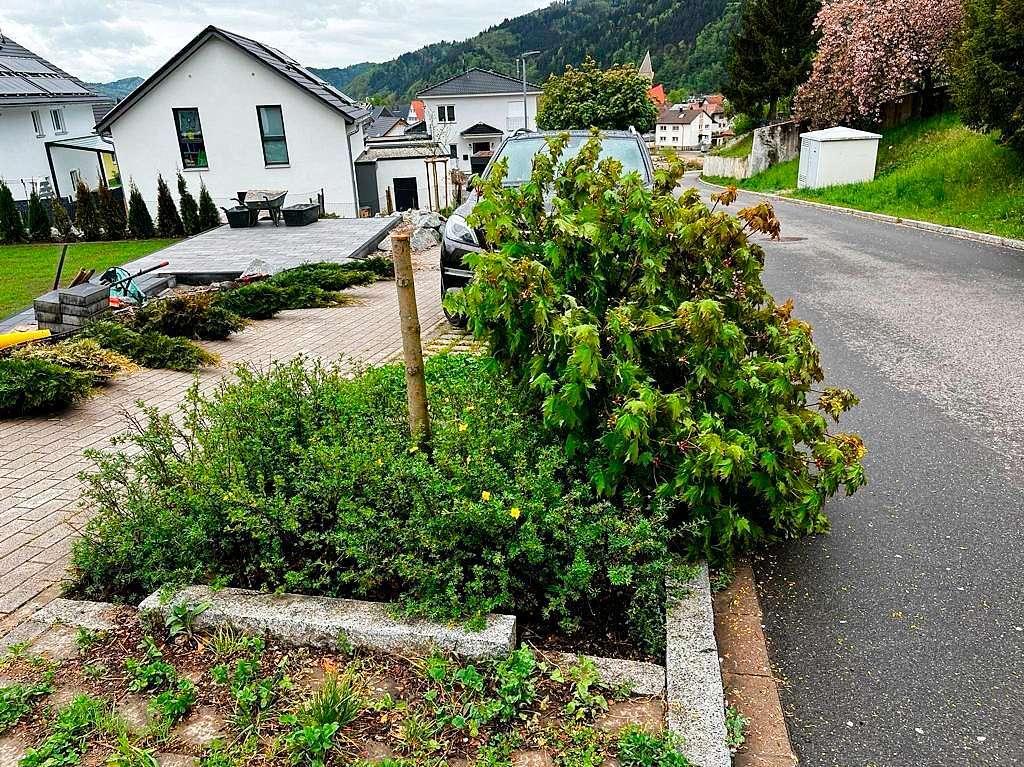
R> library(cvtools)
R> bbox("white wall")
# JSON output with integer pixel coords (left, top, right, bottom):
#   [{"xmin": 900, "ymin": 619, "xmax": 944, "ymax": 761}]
[
  {"xmin": 0, "ymin": 103, "xmax": 100, "ymax": 200},
  {"xmin": 421, "ymin": 92, "xmax": 539, "ymax": 172},
  {"xmin": 372, "ymin": 156, "xmax": 453, "ymax": 212},
  {"xmin": 108, "ymin": 37, "xmax": 361, "ymax": 216},
  {"xmin": 800, "ymin": 139, "xmax": 879, "ymax": 188}
]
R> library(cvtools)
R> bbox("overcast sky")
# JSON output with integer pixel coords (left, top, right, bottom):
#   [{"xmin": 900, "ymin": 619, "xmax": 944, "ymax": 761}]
[{"xmin": 1, "ymin": 0, "xmax": 553, "ymax": 82}]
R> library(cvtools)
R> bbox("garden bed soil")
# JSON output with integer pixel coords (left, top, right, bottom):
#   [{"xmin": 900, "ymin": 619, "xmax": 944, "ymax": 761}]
[{"xmin": 0, "ymin": 608, "xmax": 675, "ymax": 767}]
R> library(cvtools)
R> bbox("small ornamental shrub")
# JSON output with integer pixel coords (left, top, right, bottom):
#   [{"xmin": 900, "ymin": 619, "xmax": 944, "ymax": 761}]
[
  {"xmin": 74, "ymin": 181, "xmax": 102, "ymax": 241},
  {"xmin": 197, "ymin": 182, "xmax": 221, "ymax": 231},
  {"xmin": 215, "ymin": 282, "xmax": 287, "ymax": 320},
  {"xmin": 271, "ymin": 263, "xmax": 379, "ymax": 291},
  {"xmin": 132, "ymin": 293, "xmax": 246, "ymax": 341},
  {"xmin": 26, "ymin": 192, "xmax": 51, "ymax": 242},
  {"xmin": 12, "ymin": 338, "xmax": 137, "ymax": 382},
  {"xmin": 50, "ymin": 198, "xmax": 74, "ymax": 241},
  {"xmin": 448, "ymin": 134, "xmax": 867, "ymax": 561},
  {"xmin": 69, "ymin": 354, "xmax": 674, "ymax": 653},
  {"xmin": 0, "ymin": 358, "xmax": 93, "ymax": 417},
  {"xmin": 276, "ymin": 284, "xmax": 346, "ymax": 310},
  {"xmin": 127, "ymin": 182, "xmax": 156, "ymax": 239},
  {"xmin": 177, "ymin": 173, "xmax": 200, "ymax": 236},
  {"xmin": 96, "ymin": 184, "xmax": 126, "ymax": 241},
  {"xmin": 0, "ymin": 181, "xmax": 26, "ymax": 244},
  {"xmin": 80, "ymin": 320, "xmax": 218, "ymax": 371},
  {"xmin": 155, "ymin": 174, "xmax": 184, "ymax": 238}
]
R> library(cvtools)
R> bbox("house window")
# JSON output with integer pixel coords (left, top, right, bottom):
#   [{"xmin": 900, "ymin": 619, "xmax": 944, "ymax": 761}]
[
  {"xmin": 471, "ymin": 141, "xmax": 491, "ymax": 154},
  {"xmin": 69, "ymin": 169, "xmax": 81, "ymax": 189},
  {"xmin": 437, "ymin": 104, "xmax": 455, "ymax": 123},
  {"xmin": 31, "ymin": 110, "xmax": 44, "ymax": 137},
  {"xmin": 672, "ymin": 125, "xmax": 680, "ymax": 131},
  {"xmin": 50, "ymin": 109, "xmax": 66, "ymax": 134},
  {"xmin": 449, "ymin": 144, "xmax": 457, "ymax": 158},
  {"xmin": 172, "ymin": 108, "xmax": 208, "ymax": 169},
  {"xmin": 257, "ymin": 105, "xmax": 289, "ymax": 166}
]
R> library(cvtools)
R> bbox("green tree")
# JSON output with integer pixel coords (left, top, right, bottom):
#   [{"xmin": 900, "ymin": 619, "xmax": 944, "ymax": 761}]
[
  {"xmin": 26, "ymin": 192, "xmax": 51, "ymax": 242},
  {"xmin": 197, "ymin": 183, "xmax": 221, "ymax": 231},
  {"xmin": 537, "ymin": 57, "xmax": 659, "ymax": 133},
  {"xmin": 96, "ymin": 184, "xmax": 126, "ymax": 241},
  {"xmin": 449, "ymin": 135, "xmax": 866, "ymax": 560},
  {"xmin": 155, "ymin": 174, "xmax": 184, "ymax": 238},
  {"xmin": 51, "ymin": 198, "xmax": 74, "ymax": 242},
  {"xmin": 724, "ymin": 0, "xmax": 820, "ymax": 120},
  {"xmin": 75, "ymin": 181, "xmax": 103, "ymax": 241},
  {"xmin": 951, "ymin": 0, "xmax": 1024, "ymax": 154},
  {"xmin": 0, "ymin": 182, "xmax": 26, "ymax": 244},
  {"xmin": 177, "ymin": 173, "xmax": 200, "ymax": 235},
  {"xmin": 127, "ymin": 182, "xmax": 155, "ymax": 239}
]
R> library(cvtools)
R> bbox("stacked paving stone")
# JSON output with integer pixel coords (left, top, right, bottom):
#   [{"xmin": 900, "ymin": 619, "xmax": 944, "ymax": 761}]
[{"xmin": 33, "ymin": 283, "xmax": 110, "ymax": 334}]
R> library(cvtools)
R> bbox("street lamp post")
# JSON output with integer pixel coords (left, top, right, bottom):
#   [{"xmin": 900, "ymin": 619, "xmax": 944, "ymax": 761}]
[{"xmin": 518, "ymin": 50, "xmax": 539, "ymax": 130}]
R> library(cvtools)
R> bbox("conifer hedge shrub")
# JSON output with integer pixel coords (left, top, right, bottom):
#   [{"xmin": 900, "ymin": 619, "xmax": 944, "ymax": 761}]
[
  {"xmin": 0, "ymin": 182, "xmax": 26, "ymax": 244},
  {"xmin": 448, "ymin": 134, "xmax": 867, "ymax": 561},
  {"xmin": 26, "ymin": 192, "xmax": 51, "ymax": 242},
  {"xmin": 79, "ymin": 321, "xmax": 218, "ymax": 372},
  {"xmin": 0, "ymin": 358, "xmax": 93, "ymax": 417},
  {"xmin": 69, "ymin": 354, "xmax": 674, "ymax": 653},
  {"xmin": 127, "ymin": 183, "xmax": 155, "ymax": 240},
  {"xmin": 132, "ymin": 293, "xmax": 245, "ymax": 341},
  {"xmin": 11, "ymin": 339, "xmax": 137, "ymax": 382},
  {"xmin": 215, "ymin": 282, "xmax": 287, "ymax": 320}
]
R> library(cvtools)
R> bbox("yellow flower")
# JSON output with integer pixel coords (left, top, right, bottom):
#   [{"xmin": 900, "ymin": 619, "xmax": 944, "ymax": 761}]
[
  {"xmin": 458, "ymin": 422, "xmax": 468, "ymax": 432},
  {"xmin": 510, "ymin": 507, "xmax": 521, "ymax": 520},
  {"xmin": 408, "ymin": 445, "xmax": 418, "ymax": 453},
  {"xmin": 481, "ymin": 490, "xmax": 491, "ymax": 501},
  {"xmin": 377, "ymin": 459, "xmax": 383, "ymax": 466}
]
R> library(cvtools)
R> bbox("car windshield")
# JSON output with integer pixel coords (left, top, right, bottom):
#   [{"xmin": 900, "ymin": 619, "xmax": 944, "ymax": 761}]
[{"xmin": 487, "ymin": 135, "xmax": 649, "ymax": 185}]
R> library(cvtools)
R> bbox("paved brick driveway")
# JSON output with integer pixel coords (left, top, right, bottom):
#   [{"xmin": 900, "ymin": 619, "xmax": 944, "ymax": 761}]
[{"xmin": 0, "ymin": 263, "xmax": 448, "ymax": 632}]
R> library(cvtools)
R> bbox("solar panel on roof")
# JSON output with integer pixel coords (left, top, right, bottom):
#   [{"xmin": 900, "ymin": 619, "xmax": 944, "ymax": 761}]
[
  {"xmin": 0, "ymin": 56, "xmax": 55, "ymax": 74},
  {"xmin": 28, "ymin": 76, "xmax": 89, "ymax": 95},
  {"xmin": 0, "ymin": 75, "xmax": 42, "ymax": 95}
]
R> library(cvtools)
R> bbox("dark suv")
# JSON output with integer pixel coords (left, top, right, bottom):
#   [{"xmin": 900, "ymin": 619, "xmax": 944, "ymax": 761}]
[{"xmin": 440, "ymin": 130, "xmax": 655, "ymax": 324}]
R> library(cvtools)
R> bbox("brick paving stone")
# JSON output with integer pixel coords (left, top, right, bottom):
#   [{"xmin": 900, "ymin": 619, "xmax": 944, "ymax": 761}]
[
  {"xmin": 0, "ymin": 253, "xmax": 446, "ymax": 623},
  {"xmin": 595, "ymin": 700, "xmax": 666, "ymax": 735},
  {"xmin": 172, "ymin": 705, "xmax": 228, "ymax": 747}
]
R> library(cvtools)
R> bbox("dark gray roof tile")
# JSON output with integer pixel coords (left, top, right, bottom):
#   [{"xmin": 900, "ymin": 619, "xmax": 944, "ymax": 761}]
[{"xmin": 417, "ymin": 67, "xmax": 541, "ymax": 98}]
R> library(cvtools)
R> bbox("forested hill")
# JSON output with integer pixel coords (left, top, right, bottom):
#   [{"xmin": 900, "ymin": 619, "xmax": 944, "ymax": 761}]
[{"xmin": 310, "ymin": 0, "xmax": 734, "ymax": 102}]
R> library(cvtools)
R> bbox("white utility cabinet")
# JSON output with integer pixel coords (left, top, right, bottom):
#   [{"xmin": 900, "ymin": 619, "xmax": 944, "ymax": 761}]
[{"xmin": 797, "ymin": 127, "xmax": 882, "ymax": 189}]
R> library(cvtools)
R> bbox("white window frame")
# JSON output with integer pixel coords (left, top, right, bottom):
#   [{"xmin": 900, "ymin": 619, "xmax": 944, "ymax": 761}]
[
  {"xmin": 70, "ymin": 169, "xmax": 81, "ymax": 189},
  {"xmin": 50, "ymin": 108, "xmax": 66, "ymax": 135},
  {"xmin": 436, "ymin": 104, "xmax": 455, "ymax": 123},
  {"xmin": 31, "ymin": 110, "xmax": 44, "ymax": 137}
]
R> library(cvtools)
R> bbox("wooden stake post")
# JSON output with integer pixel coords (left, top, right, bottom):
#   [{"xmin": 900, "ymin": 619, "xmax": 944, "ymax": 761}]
[{"xmin": 391, "ymin": 229, "xmax": 430, "ymax": 441}]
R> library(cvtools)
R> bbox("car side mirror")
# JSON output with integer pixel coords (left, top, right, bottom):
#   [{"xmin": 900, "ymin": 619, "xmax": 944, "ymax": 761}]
[{"xmin": 466, "ymin": 176, "xmax": 476, "ymax": 192}]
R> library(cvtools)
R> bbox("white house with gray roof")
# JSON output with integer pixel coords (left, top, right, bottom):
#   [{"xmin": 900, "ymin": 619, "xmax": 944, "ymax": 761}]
[
  {"xmin": 0, "ymin": 36, "xmax": 117, "ymax": 202},
  {"xmin": 416, "ymin": 68, "xmax": 542, "ymax": 175},
  {"xmin": 96, "ymin": 25, "xmax": 371, "ymax": 217}
]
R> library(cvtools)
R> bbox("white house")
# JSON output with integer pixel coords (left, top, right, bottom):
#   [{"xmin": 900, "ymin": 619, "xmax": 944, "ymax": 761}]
[
  {"xmin": 95, "ymin": 26, "xmax": 371, "ymax": 217},
  {"xmin": 0, "ymin": 36, "xmax": 117, "ymax": 203},
  {"xmin": 655, "ymin": 107, "xmax": 715, "ymax": 150},
  {"xmin": 355, "ymin": 141, "xmax": 454, "ymax": 214},
  {"xmin": 416, "ymin": 68, "xmax": 542, "ymax": 175}
]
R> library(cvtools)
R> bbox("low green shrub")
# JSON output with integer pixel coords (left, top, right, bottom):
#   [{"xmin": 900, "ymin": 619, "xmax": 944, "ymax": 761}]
[
  {"xmin": 80, "ymin": 320, "xmax": 218, "ymax": 372},
  {"xmin": 68, "ymin": 354, "xmax": 674, "ymax": 653},
  {"xmin": 0, "ymin": 358, "xmax": 94, "ymax": 417},
  {"xmin": 272, "ymin": 261, "xmax": 384, "ymax": 290},
  {"xmin": 215, "ymin": 282, "xmax": 287, "ymax": 320},
  {"xmin": 11, "ymin": 338, "xmax": 137, "ymax": 381},
  {"xmin": 133, "ymin": 293, "xmax": 245, "ymax": 341},
  {"xmin": 276, "ymin": 284, "xmax": 348, "ymax": 310}
]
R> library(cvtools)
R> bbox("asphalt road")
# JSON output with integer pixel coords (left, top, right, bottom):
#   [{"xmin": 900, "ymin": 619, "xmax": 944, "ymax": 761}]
[{"xmin": 685, "ymin": 176, "xmax": 1024, "ymax": 766}]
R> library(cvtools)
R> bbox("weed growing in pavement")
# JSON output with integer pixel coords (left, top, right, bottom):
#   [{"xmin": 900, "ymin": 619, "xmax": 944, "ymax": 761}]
[
  {"xmin": 83, "ymin": 663, "xmax": 108, "ymax": 680},
  {"xmin": 617, "ymin": 726, "xmax": 693, "ymax": 767},
  {"xmin": 165, "ymin": 600, "xmax": 212, "ymax": 640},
  {"xmin": 0, "ymin": 673, "xmax": 54, "ymax": 733},
  {"xmin": 76, "ymin": 626, "xmax": 107, "ymax": 652},
  {"xmin": 21, "ymin": 694, "xmax": 114, "ymax": 767},
  {"xmin": 551, "ymin": 658, "xmax": 609, "ymax": 720},
  {"xmin": 125, "ymin": 636, "xmax": 176, "ymax": 692},
  {"xmin": 725, "ymin": 704, "xmax": 749, "ymax": 751},
  {"xmin": 208, "ymin": 626, "xmax": 265, "ymax": 659},
  {"xmin": 107, "ymin": 733, "xmax": 160, "ymax": 767},
  {"xmin": 149, "ymin": 678, "xmax": 197, "ymax": 724}
]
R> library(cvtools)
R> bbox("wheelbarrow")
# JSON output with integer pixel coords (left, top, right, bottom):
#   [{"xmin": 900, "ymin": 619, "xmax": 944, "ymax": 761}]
[{"xmin": 98, "ymin": 261, "xmax": 170, "ymax": 307}]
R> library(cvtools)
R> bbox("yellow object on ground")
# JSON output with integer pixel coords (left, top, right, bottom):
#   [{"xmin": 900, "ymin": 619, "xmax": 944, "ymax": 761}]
[{"xmin": 0, "ymin": 329, "xmax": 51, "ymax": 351}]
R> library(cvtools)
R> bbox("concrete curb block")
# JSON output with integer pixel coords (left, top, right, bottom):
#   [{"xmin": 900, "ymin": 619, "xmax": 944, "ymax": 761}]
[
  {"xmin": 665, "ymin": 563, "xmax": 731, "ymax": 767},
  {"xmin": 140, "ymin": 585, "xmax": 516, "ymax": 660},
  {"xmin": 697, "ymin": 175, "xmax": 1024, "ymax": 252},
  {"xmin": 544, "ymin": 651, "xmax": 666, "ymax": 697}
]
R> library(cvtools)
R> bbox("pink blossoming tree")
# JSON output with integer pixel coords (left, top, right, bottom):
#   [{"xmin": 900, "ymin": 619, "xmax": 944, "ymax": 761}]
[{"xmin": 796, "ymin": 0, "xmax": 963, "ymax": 127}]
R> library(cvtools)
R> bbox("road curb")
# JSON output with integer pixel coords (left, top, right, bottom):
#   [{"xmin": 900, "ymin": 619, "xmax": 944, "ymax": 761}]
[
  {"xmin": 697, "ymin": 176, "xmax": 1024, "ymax": 252},
  {"xmin": 713, "ymin": 561, "xmax": 798, "ymax": 766},
  {"xmin": 665, "ymin": 563, "xmax": 731, "ymax": 767}
]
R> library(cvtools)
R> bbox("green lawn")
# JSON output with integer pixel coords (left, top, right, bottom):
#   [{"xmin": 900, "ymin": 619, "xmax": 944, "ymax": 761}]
[
  {"xmin": 0, "ymin": 239, "xmax": 177, "ymax": 319},
  {"xmin": 704, "ymin": 114, "xmax": 1024, "ymax": 239},
  {"xmin": 712, "ymin": 132, "xmax": 753, "ymax": 158}
]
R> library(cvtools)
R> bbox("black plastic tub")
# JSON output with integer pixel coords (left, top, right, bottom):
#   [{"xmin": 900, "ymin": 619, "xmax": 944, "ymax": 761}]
[
  {"xmin": 282, "ymin": 203, "xmax": 320, "ymax": 227},
  {"xmin": 225, "ymin": 206, "xmax": 259, "ymax": 228}
]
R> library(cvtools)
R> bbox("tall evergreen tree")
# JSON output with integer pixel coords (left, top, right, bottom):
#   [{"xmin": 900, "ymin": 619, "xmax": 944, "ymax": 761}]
[
  {"xmin": 97, "ymin": 184, "xmax": 127, "ymax": 240},
  {"xmin": 155, "ymin": 174, "xmax": 184, "ymax": 238},
  {"xmin": 724, "ymin": 0, "xmax": 821, "ymax": 120},
  {"xmin": 127, "ymin": 182, "xmax": 156, "ymax": 239},
  {"xmin": 197, "ymin": 182, "xmax": 221, "ymax": 231},
  {"xmin": 26, "ymin": 192, "xmax": 51, "ymax": 242},
  {"xmin": 0, "ymin": 182, "xmax": 26, "ymax": 244},
  {"xmin": 51, "ymin": 198, "xmax": 74, "ymax": 241},
  {"xmin": 75, "ymin": 181, "xmax": 103, "ymax": 241},
  {"xmin": 177, "ymin": 173, "xmax": 200, "ymax": 235}
]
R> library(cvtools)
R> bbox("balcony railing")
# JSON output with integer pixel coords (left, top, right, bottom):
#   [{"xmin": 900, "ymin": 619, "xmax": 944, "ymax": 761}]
[{"xmin": 506, "ymin": 116, "xmax": 527, "ymax": 131}]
